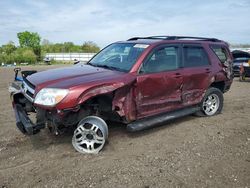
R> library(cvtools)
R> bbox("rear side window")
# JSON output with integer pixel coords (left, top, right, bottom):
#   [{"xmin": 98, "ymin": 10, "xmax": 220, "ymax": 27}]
[
  {"xmin": 183, "ymin": 46, "xmax": 210, "ymax": 67},
  {"xmin": 211, "ymin": 46, "xmax": 229, "ymax": 64}
]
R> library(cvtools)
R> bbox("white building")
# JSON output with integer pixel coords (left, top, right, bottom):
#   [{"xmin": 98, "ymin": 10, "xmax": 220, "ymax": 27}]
[{"xmin": 45, "ymin": 53, "xmax": 96, "ymax": 62}]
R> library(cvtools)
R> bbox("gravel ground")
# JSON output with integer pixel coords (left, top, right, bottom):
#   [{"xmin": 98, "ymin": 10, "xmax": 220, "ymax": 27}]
[{"xmin": 0, "ymin": 65, "xmax": 249, "ymax": 188}]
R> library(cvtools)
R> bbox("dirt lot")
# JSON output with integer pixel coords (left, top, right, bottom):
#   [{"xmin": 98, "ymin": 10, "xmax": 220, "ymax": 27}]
[{"xmin": 0, "ymin": 65, "xmax": 249, "ymax": 188}]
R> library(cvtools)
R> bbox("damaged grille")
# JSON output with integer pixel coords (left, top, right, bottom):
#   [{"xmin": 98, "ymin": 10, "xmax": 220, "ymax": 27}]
[{"xmin": 22, "ymin": 78, "xmax": 36, "ymax": 101}]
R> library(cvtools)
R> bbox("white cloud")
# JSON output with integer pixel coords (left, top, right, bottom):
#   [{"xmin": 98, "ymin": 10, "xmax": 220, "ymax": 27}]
[{"xmin": 0, "ymin": 0, "xmax": 249, "ymax": 47}]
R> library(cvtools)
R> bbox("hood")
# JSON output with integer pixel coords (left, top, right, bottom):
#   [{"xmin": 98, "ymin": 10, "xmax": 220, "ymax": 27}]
[
  {"xmin": 232, "ymin": 50, "xmax": 250, "ymax": 59},
  {"xmin": 26, "ymin": 64, "xmax": 128, "ymax": 90}
]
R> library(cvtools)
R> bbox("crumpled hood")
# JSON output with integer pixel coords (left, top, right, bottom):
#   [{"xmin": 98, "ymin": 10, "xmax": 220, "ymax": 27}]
[{"xmin": 26, "ymin": 64, "xmax": 129, "ymax": 90}]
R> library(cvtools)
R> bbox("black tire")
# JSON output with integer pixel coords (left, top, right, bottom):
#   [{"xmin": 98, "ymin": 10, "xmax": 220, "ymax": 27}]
[{"xmin": 195, "ymin": 87, "xmax": 223, "ymax": 117}]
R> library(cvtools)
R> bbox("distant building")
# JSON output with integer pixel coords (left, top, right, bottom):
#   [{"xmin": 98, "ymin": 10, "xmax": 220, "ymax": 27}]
[{"xmin": 45, "ymin": 53, "xmax": 96, "ymax": 62}]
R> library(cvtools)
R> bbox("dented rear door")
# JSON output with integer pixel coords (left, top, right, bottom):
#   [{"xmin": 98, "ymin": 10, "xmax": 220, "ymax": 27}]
[{"xmin": 181, "ymin": 44, "xmax": 212, "ymax": 106}]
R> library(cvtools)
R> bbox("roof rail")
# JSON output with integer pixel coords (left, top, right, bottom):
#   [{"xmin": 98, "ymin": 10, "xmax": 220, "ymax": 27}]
[
  {"xmin": 127, "ymin": 36, "xmax": 169, "ymax": 41},
  {"xmin": 166, "ymin": 36, "xmax": 221, "ymax": 42},
  {"xmin": 127, "ymin": 36, "xmax": 221, "ymax": 42}
]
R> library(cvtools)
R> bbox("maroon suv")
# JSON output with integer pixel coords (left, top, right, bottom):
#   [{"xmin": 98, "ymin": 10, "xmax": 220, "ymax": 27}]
[{"xmin": 9, "ymin": 36, "xmax": 233, "ymax": 154}]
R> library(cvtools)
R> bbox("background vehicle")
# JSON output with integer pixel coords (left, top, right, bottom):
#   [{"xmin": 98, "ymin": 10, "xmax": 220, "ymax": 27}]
[
  {"xmin": 9, "ymin": 36, "xmax": 233, "ymax": 154},
  {"xmin": 232, "ymin": 50, "xmax": 250, "ymax": 80}
]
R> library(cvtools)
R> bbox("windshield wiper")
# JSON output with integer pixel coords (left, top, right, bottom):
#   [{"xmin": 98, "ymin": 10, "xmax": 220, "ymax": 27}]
[
  {"xmin": 87, "ymin": 62, "xmax": 97, "ymax": 67},
  {"xmin": 94, "ymin": 64, "xmax": 126, "ymax": 72}
]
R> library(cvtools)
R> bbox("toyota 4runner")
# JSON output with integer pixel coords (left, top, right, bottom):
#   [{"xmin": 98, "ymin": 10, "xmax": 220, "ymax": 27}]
[{"xmin": 9, "ymin": 36, "xmax": 233, "ymax": 154}]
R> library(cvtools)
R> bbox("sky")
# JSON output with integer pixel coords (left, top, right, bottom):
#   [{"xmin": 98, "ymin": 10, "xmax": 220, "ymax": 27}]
[{"xmin": 0, "ymin": 0, "xmax": 249, "ymax": 47}]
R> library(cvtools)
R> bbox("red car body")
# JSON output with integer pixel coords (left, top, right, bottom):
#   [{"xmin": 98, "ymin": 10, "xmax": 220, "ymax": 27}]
[{"xmin": 11, "ymin": 37, "xmax": 233, "ymax": 136}]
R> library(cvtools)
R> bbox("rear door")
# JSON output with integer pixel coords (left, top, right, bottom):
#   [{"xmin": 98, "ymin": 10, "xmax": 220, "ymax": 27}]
[
  {"xmin": 135, "ymin": 45, "xmax": 183, "ymax": 118},
  {"xmin": 180, "ymin": 44, "xmax": 212, "ymax": 106}
]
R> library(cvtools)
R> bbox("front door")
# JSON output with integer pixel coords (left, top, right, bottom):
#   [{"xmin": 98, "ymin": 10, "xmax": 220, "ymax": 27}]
[{"xmin": 135, "ymin": 45, "xmax": 183, "ymax": 119}]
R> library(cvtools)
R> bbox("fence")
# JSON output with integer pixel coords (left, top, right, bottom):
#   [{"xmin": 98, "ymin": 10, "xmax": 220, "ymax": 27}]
[{"xmin": 45, "ymin": 53, "xmax": 96, "ymax": 62}]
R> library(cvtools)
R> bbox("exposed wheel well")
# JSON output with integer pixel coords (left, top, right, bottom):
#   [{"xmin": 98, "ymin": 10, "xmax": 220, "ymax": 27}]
[
  {"xmin": 210, "ymin": 81, "xmax": 225, "ymax": 92},
  {"xmin": 82, "ymin": 94, "xmax": 124, "ymax": 122},
  {"xmin": 84, "ymin": 94, "xmax": 113, "ymax": 112}
]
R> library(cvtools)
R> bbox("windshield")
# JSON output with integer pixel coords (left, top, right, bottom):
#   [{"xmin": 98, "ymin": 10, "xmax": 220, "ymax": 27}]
[{"xmin": 88, "ymin": 43, "xmax": 149, "ymax": 72}]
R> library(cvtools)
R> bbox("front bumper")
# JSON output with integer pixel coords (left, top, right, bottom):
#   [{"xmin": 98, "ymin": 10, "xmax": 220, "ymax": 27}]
[
  {"xmin": 13, "ymin": 103, "xmax": 45, "ymax": 135},
  {"xmin": 9, "ymin": 82, "xmax": 80, "ymax": 135},
  {"xmin": 9, "ymin": 81, "xmax": 46, "ymax": 135},
  {"xmin": 233, "ymin": 66, "xmax": 240, "ymax": 76}
]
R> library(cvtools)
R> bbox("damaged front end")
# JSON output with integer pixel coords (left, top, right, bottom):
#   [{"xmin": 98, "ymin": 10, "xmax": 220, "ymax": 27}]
[
  {"xmin": 9, "ymin": 68, "xmax": 45, "ymax": 135},
  {"xmin": 9, "ymin": 69, "xmax": 69, "ymax": 135}
]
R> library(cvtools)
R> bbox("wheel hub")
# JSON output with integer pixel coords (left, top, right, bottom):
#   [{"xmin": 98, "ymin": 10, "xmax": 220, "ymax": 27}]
[{"xmin": 86, "ymin": 133, "xmax": 94, "ymax": 140}]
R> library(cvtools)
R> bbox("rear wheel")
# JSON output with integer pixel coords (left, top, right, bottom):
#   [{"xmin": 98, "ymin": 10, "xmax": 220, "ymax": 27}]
[
  {"xmin": 72, "ymin": 116, "xmax": 108, "ymax": 154},
  {"xmin": 195, "ymin": 87, "xmax": 223, "ymax": 117}
]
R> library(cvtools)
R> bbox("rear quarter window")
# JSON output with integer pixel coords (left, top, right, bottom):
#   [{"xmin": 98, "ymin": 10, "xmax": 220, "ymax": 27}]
[{"xmin": 211, "ymin": 45, "xmax": 230, "ymax": 64}]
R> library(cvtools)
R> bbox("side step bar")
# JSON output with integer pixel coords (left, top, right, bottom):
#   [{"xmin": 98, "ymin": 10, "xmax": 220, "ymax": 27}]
[{"xmin": 127, "ymin": 106, "xmax": 200, "ymax": 132}]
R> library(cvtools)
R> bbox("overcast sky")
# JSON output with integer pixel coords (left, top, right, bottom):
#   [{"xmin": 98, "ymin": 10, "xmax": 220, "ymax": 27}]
[{"xmin": 0, "ymin": 0, "xmax": 249, "ymax": 47}]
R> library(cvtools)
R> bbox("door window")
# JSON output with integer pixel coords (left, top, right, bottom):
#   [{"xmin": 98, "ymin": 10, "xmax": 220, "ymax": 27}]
[
  {"xmin": 183, "ymin": 46, "xmax": 210, "ymax": 67},
  {"xmin": 140, "ymin": 46, "xmax": 179, "ymax": 73}
]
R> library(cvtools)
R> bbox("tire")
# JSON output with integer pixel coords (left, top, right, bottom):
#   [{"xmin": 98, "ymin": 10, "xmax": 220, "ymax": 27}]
[
  {"xmin": 195, "ymin": 87, "xmax": 223, "ymax": 117},
  {"xmin": 72, "ymin": 116, "xmax": 108, "ymax": 154}
]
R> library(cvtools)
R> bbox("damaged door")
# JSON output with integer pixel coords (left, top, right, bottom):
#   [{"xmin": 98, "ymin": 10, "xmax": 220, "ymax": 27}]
[
  {"xmin": 181, "ymin": 44, "xmax": 212, "ymax": 105},
  {"xmin": 135, "ymin": 45, "xmax": 183, "ymax": 118}
]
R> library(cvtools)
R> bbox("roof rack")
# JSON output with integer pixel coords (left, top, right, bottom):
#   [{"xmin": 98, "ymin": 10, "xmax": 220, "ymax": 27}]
[{"xmin": 127, "ymin": 36, "xmax": 221, "ymax": 42}]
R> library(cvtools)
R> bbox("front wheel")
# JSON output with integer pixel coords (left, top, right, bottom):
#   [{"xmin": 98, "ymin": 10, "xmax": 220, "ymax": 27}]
[
  {"xmin": 195, "ymin": 87, "xmax": 223, "ymax": 117},
  {"xmin": 72, "ymin": 116, "xmax": 108, "ymax": 154}
]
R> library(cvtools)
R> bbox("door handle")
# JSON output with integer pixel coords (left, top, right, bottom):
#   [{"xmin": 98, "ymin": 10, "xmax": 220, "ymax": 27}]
[
  {"xmin": 175, "ymin": 73, "xmax": 182, "ymax": 78},
  {"xmin": 205, "ymin": 68, "xmax": 211, "ymax": 73}
]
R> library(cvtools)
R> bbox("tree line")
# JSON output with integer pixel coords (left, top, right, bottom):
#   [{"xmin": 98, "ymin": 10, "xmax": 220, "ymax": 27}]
[{"xmin": 0, "ymin": 31, "xmax": 100, "ymax": 64}]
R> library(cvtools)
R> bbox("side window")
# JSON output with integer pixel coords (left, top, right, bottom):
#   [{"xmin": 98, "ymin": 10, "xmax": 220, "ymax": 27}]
[
  {"xmin": 183, "ymin": 46, "xmax": 210, "ymax": 67},
  {"xmin": 141, "ymin": 46, "xmax": 179, "ymax": 73},
  {"xmin": 211, "ymin": 46, "xmax": 229, "ymax": 64}
]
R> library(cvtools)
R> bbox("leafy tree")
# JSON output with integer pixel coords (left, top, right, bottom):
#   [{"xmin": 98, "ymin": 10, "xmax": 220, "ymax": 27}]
[
  {"xmin": 0, "ymin": 32, "xmax": 101, "ymax": 64},
  {"xmin": 17, "ymin": 31, "xmax": 41, "ymax": 60},
  {"xmin": 21, "ymin": 49, "xmax": 37, "ymax": 63},
  {"xmin": 13, "ymin": 48, "xmax": 36, "ymax": 64},
  {"xmin": 1, "ymin": 41, "xmax": 16, "ymax": 55},
  {"xmin": 82, "ymin": 41, "xmax": 100, "ymax": 53},
  {"xmin": 17, "ymin": 31, "xmax": 40, "ymax": 48}
]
